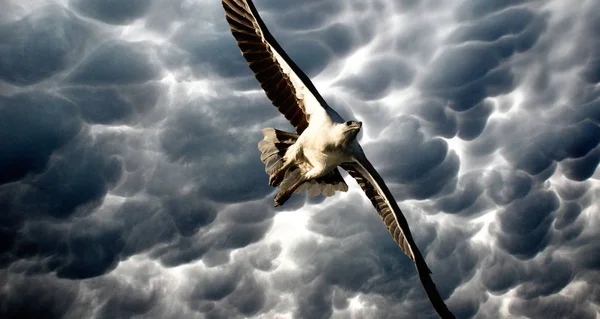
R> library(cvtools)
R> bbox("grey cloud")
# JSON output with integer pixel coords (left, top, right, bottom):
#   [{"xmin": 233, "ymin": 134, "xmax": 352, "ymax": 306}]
[
  {"xmin": 56, "ymin": 218, "xmax": 124, "ymax": 279},
  {"xmin": 582, "ymin": 57, "xmax": 600, "ymax": 83},
  {"xmin": 574, "ymin": 242, "xmax": 600, "ymax": 270},
  {"xmin": 455, "ymin": 100, "xmax": 492, "ymax": 140},
  {"xmin": 318, "ymin": 23, "xmax": 356, "ymax": 57},
  {"xmin": 26, "ymin": 140, "xmax": 123, "ymax": 219},
  {"xmin": 273, "ymin": 1, "xmax": 343, "ymax": 30},
  {"xmin": 449, "ymin": 7, "xmax": 536, "ymax": 43},
  {"xmin": 61, "ymin": 84, "xmax": 161, "ymax": 125},
  {"xmin": 421, "ymin": 43, "xmax": 515, "ymax": 112},
  {"xmin": 495, "ymin": 190, "xmax": 559, "ymax": 258},
  {"xmin": 509, "ymin": 294, "xmax": 597, "ymax": 319},
  {"xmin": 1, "ymin": 0, "xmax": 599, "ymax": 318},
  {"xmin": 481, "ymin": 251, "xmax": 521, "ymax": 294},
  {"xmin": 163, "ymin": 193, "xmax": 218, "ymax": 237},
  {"xmin": 501, "ymin": 119, "xmax": 600, "ymax": 177},
  {"xmin": 172, "ymin": 28, "xmax": 253, "ymax": 80},
  {"xmin": 446, "ymin": 287, "xmax": 489, "ymax": 319},
  {"xmin": 515, "ymin": 257, "xmax": 573, "ymax": 299},
  {"xmin": 158, "ymin": 101, "xmax": 272, "ymax": 203},
  {"xmin": 560, "ymin": 146, "xmax": 600, "ymax": 181},
  {"xmin": 435, "ymin": 170, "xmax": 485, "ymax": 216},
  {"xmin": 185, "ymin": 264, "xmax": 270, "ymax": 318},
  {"xmin": 0, "ymin": 92, "xmax": 81, "ymax": 184},
  {"xmin": 409, "ymin": 99, "xmax": 458, "ymax": 138},
  {"xmin": 485, "ymin": 169, "xmax": 532, "ymax": 206},
  {"xmin": 0, "ymin": 6, "xmax": 93, "ymax": 86},
  {"xmin": 146, "ymin": 199, "xmax": 274, "ymax": 268},
  {"xmin": 455, "ymin": 0, "xmax": 531, "ymax": 21},
  {"xmin": 70, "ymin": 0, "xmax": 152, "ymax": 25},
  {"xmin": 364, "ymin": 116, "xmax": 459, "ymax": 200},
  {"xmin": 395, "ymin": 20, "xmax": 437, "ymax": 60},
  {"xmin": 0, "ymin": 274, "xmax": 79, "ymax": 319},
  {"xmin": 427, "ymin": 224, "xmax": 481, "ymax": 297},
  {"xmin": 339, "ymin": 56, "xmax": 414, "ymax": 100},
  {"xmin": 535, "ymin": 121, "xmax": 600, "ymax": 161},
  {"xmin": 278, "ymin": 38, "xmax": 334, "ymax": 78},
  {"xmin": 98, "ymin": 282, "xmax": 158, "ymax": 318},
  {"xmin": 422, "ymin": 7, "xmax": 546, "ymax": 112},
  {"xmin": 1, "ymin": 138, "xmax": 125, "ymax": 278},
  {"xmin": 248, "ymin": 242, "xmax": 281, "ymax": 271},
  {"xmin": 554, "ymin": 202, "xmax": 582, "ymax": 230},
  {"xmin": 66, "ymin": 41, "xmax": 161, "ymax": 85}
]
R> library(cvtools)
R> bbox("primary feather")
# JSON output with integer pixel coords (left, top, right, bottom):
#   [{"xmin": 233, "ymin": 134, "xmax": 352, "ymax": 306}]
[{"xmin": 222, "ymin": 1, "xmax": 455, "ymax": 317}]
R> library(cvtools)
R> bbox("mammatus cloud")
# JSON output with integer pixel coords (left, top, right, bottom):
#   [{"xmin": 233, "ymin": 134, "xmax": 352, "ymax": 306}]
[{"xmin": 0, "ymin": 0, "xmax": 598, "ymax": 318}]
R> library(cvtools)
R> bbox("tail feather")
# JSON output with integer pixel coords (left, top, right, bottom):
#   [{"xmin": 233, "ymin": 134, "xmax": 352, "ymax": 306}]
[
  {"xmin": 258, "ymin": 128, "xmax": 348, "ymax": 197},
  {"xmin": 259, "ymin": 128, "xmax": 298, "ymax": 175}
]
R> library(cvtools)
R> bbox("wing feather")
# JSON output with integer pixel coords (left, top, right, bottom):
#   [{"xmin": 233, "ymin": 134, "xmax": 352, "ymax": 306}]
[
  {"xmin": 222, "ymin": 0, "xmax": 330, "ymax": 134},
  {"xmin": 341, "ymin": 157, "xmax": 455, "ymax": 319}
]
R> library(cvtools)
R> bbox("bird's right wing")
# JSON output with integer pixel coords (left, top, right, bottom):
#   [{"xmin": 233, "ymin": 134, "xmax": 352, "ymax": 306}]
[
  {"xmin": 222, "ymin": 0, "xmax": 330, "ymax": 134},
  {"xmin": 341, "ymin": 155, "xmax": 455, "ymax": 319}
]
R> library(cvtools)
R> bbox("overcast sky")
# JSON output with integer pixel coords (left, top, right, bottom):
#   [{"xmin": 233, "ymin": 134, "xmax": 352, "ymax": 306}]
[{"xmin": 1, "ymin": 0, "xmax": 599, "ymax": 318}]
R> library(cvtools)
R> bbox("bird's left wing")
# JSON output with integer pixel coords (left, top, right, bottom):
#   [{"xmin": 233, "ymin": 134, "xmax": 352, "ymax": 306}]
[
  {"xmin": 221, "ymin": 0, "xmax": 330, "ymax": 134},
  {"xmin": 340, "ymin": 156, "xmax": 455, "ymax": 319}
]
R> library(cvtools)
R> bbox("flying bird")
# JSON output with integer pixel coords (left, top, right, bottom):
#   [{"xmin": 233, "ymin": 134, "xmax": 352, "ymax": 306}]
[{"xmin": 221, "ymin": 1, "xmax": 455, "ymax": 318}]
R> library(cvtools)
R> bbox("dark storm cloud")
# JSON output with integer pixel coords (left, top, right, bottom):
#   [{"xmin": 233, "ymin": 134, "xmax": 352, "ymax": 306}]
[
  {"xmin": 409, "ymin": 99, "xmax": 458, "ymax": 138},
  {"xmin": 0, "ymin": 5, "xmax": 93, "ymax": 86},
  {"xmin": 273, "ymin": 0, "xmax": 343, "ymax": 31},
  {"xmin": 422, "ymin": 6, "xmax": 546, "ymax": 112},
  {"xmin": 454, "ymin": 0, "xmax": 532, "ymax": 21},
  {"xmin": 0, "ymin": 92, "xmax": 81, "ymax": 184},
  {"xmin": 480, "ymin": 251, "xmax": 520, "ymax": 294},
  {"xmin": 0, "ymin": 128, "xmax": 125, "ymax": 279},
  {"xmin": 158, "ymin": 97, "xmax": 274, "ymax": 203},
  {"xmin": 147, "ymin": 198, "xmax": 275, "ymax": 268},
  {"xmin": 485, "ymin": 169, "xmax": 532, "ymax": 206},
  {"xmin": 339, "ymin": 56, "xmax": 414, "ymax": 100},
  {"xmin": 561, "ymin": 147, "xmax": 600, "ymax": 181},
  {"xmin": 186, "ymin": 264, "xmax": 270, "ymax": 318},
  {"xmin": 449, "ymin": 7, "xmax": 537, "ymax": 43},
  {"xmin": 509, "ymin": 294, "xmax": 597, "ymax": 319},
  {"xmin": 317, "ymin": 23, "xmax": 356, "ymax": 57},
  {"xmin": 363, "ymin": 116, "xmax": 459, "ymax": 200},
  {"xmin": 277, "ymin": 39, "xmax": 334, "ymax": 78},
  {"xmin": 269, "ymin": 200, "xmax": 457, "ymax": 319},
  {"xmin": 60, "ymin": 84, "xmax": 161, "ymax": 124},
  {"xmin": 172, "ymin": 28, "xmax": 252, "ymax": 79},
  {"xmin": 434, "ymin": 170, "xmax": 486, "ymax": 216},
  {"xmin": 421, "ymin": 42, "xmax": 516, "ymax": 112},
  {"xmin": 66, "ymin": 41, "xmax": 161, "ymax": 85},
  {"xmin": 0, "ymin": 273, "xmax": 79, "ymax": 319},
  {"xmin": 495, "ymin": 189, "xmax": 559, "ymax": 258},
  {"xmin": 1, "ymin": 0, "xmax": 600, "ymax": 318},
  {"xmin": 70, "ymin": 0, "xmax": 152, "ymax": 25}
]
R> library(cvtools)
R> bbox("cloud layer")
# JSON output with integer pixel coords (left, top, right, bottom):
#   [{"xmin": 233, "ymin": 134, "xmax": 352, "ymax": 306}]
[{"xmin": 0, "ymin": 0, "xmax": 599, "ymax": 318}]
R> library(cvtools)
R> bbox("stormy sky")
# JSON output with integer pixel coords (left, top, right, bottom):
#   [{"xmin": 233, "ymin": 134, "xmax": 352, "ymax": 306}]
[{"xmin": 0, "ymin": 0, "xmax": 599, "ymax": 318}]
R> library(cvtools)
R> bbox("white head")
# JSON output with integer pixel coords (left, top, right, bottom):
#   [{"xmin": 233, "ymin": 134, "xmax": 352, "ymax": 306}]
[{"xmin": 335, "ymin": 120, "xmax": 362, "ymax": 147}]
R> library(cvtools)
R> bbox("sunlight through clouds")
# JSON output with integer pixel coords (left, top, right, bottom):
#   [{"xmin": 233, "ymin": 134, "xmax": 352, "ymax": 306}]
[{"xmin": 0, "ymin": 0, "xmax": 599, "ymax": 318}]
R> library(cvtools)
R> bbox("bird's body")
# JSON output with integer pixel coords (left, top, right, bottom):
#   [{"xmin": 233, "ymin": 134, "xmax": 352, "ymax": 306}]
[
  {"xmin": 271, "ymin": 114, "xmax": 363, "ymax": 206},
  {"xmin": 221, "ymin": 0, "xmax": 455, "ymax": 318}
]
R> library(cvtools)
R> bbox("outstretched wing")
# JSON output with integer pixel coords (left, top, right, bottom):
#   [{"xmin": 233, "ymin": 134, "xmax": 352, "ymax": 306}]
[
  {"xmin": 222, "ymin": 0, "xmax": 330, "ymax": 134},
  {"xmin": 341, "ymin": 156, "xmax": 456, "ymax": 319}
]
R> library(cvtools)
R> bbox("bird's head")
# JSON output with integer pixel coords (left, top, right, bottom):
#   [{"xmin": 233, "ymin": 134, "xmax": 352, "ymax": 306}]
[{"xmin": 336, "ymin": 120, "xmax": 362, "ymax": 146}]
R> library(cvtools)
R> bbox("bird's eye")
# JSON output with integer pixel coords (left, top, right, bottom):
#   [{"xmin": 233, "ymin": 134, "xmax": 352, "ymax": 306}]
[{"xmin": 345, "ymin": 121, "xmax": 351, "ymax": 126}]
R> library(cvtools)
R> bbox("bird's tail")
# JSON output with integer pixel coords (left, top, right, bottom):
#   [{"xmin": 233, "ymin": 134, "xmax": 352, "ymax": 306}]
[
  {"xmin": 258, "ymin": 128, "xmax": 298, "ymax": 175},
  {"xmin": 258, "ymin": 128, "xmax": 348, "ymax": 197}
]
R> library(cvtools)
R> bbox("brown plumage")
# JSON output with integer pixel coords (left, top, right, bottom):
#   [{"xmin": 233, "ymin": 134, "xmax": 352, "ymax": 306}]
[{"xmin": 222, "ymin": 1, "xmax": 455, "ymax": 318}]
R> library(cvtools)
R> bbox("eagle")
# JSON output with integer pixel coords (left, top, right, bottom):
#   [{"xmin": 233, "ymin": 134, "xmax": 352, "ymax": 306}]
[{"xmin": 221, "ymin": 1, "xmax": 455, "ymax": 318}]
